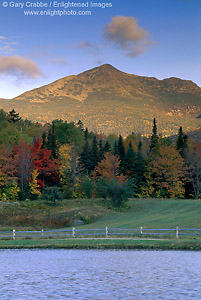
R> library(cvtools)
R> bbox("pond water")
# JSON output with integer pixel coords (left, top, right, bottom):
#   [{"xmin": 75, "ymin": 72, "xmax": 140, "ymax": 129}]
[{"xmin": 0, "ymin": 249, "xmax": 200, "ymax": 299}]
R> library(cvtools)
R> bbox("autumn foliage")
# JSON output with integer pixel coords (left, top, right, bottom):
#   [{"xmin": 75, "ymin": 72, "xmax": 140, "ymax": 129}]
[
  {"xmin": 93, "ymin": 153, "xmax": 126, "ymax": 184},
  {"xmin": 0, "ymin": 110, "xmax": 200, "ymax": 204}
]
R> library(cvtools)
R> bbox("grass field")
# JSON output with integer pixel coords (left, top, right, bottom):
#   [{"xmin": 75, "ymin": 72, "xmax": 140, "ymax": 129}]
[
  {"xmin": 1, "ymin": 198, "xmax": 201, "ymax": 230},
  {"xmin": 78, "ymin": 198, "xmax": 201, "ymax": 230},
  {"xmin": 1, "ymin": 198, "xmax": 201, "ymax": 249},
  {"xmin": 0, "ymin": 238, "xmax": 201, "ymax": 251}
]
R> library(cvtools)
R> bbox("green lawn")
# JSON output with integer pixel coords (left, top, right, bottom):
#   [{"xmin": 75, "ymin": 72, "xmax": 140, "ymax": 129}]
[
  {"xmin": 0, "ymin": 238, "xmax": 201, "ymax": 251},
  {"xmin": 1, "ymin": 198, "xmax": 201, "ymax": 249},
  {"xmin": 1, "ymin": 198, "xmax": 201, "ymax": 231},
  {"xmin": 80, "ymin": 198, "xmax": 201, "ymax": 230}
]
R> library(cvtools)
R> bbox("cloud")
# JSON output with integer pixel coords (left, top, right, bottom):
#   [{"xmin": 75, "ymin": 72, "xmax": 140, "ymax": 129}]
[
  {"xmin": 49, "ymin": 56, "xmax": 68, "ymax": 65},
  {"xmin": 0, "ymin": 55, "xmax": 43, "ymax": 79},
  {"xmin": 0, "ymin": 37, "xmax": 18, "ymax": 54},
  {"xmin": 77, "ymin": 41, "xmax": 101, "ymax": 55},
  {"xmin": 104, "ymin": 16, "xmax": 153, "ymax": 57},
  {"xmin": 78, "ymin": 41, "xmax": 96, "ymax": 49},
  {"xmin": 0, "ymin": 45, "xmax": 14, "ymax": 54}
]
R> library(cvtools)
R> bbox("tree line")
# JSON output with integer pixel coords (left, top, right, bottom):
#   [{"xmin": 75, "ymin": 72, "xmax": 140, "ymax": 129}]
[{"xmin": 0, "ymin": 109, "xmax": 200, "ymax": 207}]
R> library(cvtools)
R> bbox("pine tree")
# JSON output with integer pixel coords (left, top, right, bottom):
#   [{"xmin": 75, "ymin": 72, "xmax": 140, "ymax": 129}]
[
  {"xmin": 123, "ymin": 140, "xmax": 136, "ymax": 175},
  {"xmin": 98, "ymin": 140, "xmax": 104, "ymax": 161},
  {"xmin": 104, "ymin": 140, "xmax": 111, "ymax": 153},
  {"xmin": 98, "ymin": 140, "xmax": 104, "ymax": 162},
  {"xmin": 77, "ymin": 120, "xmax": 84, "ymax": 131},
  {"xmin": 46, "ymin": 123, "xmax": 58, "ymax": 159},
  {"xmin": 80, "ymin": 128, "xmax": 91, "ymax": 174},
  {"xmin": 117, "ymin": 135, "xmax": 125, "ymax": 170},
  {"xmin": 149, "ymin": 118, "xmax": 159, "ymax": 154},
  {"xmin": 176, "ymin": 127, "xmax": 184, "ymax": 150},
  {"xmin": 41, "ymin": 132, "xmax": 46, "ymax": 149},
  {"xmin": 91, "ymin": 136, "xmax": 98, "ymax": 170},
  {"xmin": 51, "ymin": 122, "xmax": 57, "ymax": 159},
  {"xmin": 8, "ymin": 109, "xmax": 21, "ymax": 123},
  {"xmin": 114, "ymin": 141, "xmax": 118, "ymax": 156},
  {"xmin": 118, "ymin": 135, "xmax": 125, "ymax": 160},
  {"xmin": 135, "ymin": 140, "xmax": 146, "ymax": 193},
  {"xmin": 46, "ymin": 129, "xmax": 52, "ymax": 150},
  {"xmin": 176, "ymin": 126, "xmax": 188, "ymax": 157}
]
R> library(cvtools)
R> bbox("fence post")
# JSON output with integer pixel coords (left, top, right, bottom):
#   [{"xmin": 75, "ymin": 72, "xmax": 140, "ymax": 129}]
[
  {"xmin": 72, "ymin": 227, "xmax": 75, "ymax": 238},
  {"xmin": 140, "ymin": 226, "xmax": 143, "ymax": 235},
  {"xmin": 41, "ymin": 229, "xmax": 44, "ymax": 238},
  {"xmin": 106, "ymin": 226, "xmax": 108, "ymax": 238},
  {"xmin": 176, "ymin": 226, "xmax": 179, "ymax": 239},
  {"xmin": 13, "ymin": 229, "xmax": 15, "ymax": 240}
]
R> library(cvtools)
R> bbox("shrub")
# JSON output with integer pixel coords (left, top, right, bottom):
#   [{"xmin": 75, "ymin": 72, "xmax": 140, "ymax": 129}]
[
  {"xmin": 40, "ymin": 186, "xmax": 63, "ymax": 206},
  {"xmin": 95, "ymin": 177, "xmax": 135, "ymax": 207},
  {"xmin": 80, "ymin": 176, "xmax": 95, "ymax": 199}
]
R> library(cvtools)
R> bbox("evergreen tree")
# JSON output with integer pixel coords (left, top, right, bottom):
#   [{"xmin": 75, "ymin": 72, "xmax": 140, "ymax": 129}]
[
  {"xmin": 104, "ymin": 140, "xmax": 111, "ymax": 153},
  {"xmin": 77, "ymin": 120, "xmax": 84, "ymax": 131},
  {"xmin": 124, "ymin": 140, "xmax": 136, "ymax": 175},
  {"xmin": 91, "ymin": 136, "xmax": 99, "ymax": 170},
  {"xmin": 80, "ymin": 128, "xmax": 91, "ymax": 174},
  {"xmin": 118, "ymin": 135, "xmax": 125, "ymax": 160},
  {"xmin": 51, "ymin": 122, "xmax": 57, "ymax": 159},
  {"xmin": 176, "ymin": 127, "xmax": 184, "ymax": 150},
  {"xmin": 8, "ymin": 109, "xmax": 21, "ymax": 123},
  {"xmin": 176, "ymin": 126, "xmax": 188, "ymax": 157},
  {"xmin": 41, "ymin": 132, "xmax": 46, "ymax": 149},
  {"xmin": 98, "ymin": 140, "xmax": 105, "ymax": 162},
  {"xmin": 135, "ymin": 140, "xmax": 146, "ymax": 193},
  {"xmin": 46, "ymin": 123, "xmax": 58, "ymax": 159},
  {"xmin": 117, "ymin": 135, "xmax": 125, "ymax": 170},
  {"xmin": 176, "ymin": 127, "xmax": 190, "ymax": 197},
  {"xmin": 149, "ymin": 118, "xmax": 159, "ymax": 154},
  {"xmin": 46, "ymin": 129, "xmax": 52, "ymax": 150},
  {"xmin": 114, "ymin": 141, "xmax": 118, "ymax": 156}
]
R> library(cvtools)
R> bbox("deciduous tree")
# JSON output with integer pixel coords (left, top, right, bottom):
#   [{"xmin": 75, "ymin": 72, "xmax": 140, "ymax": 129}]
[
  {"xmin": 184, "ymin": 141, "xmax": 201, "ymax": 199},
  {"xmin": 143, "ymin": 145, "xmax": 185, "ymax": 198}
]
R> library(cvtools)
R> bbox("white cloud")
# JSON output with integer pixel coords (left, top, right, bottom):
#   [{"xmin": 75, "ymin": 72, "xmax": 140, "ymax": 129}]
[
  {"xmin": 0, "ymin": 55, "xmax": 43, "ymax": 79},
  {"xmin": 104, "ymin": 16, "xmax": 154, "ymax": 57},
  {"xmin": 0, "ymin": 45, "xmax": 14, "ymax": 54}
]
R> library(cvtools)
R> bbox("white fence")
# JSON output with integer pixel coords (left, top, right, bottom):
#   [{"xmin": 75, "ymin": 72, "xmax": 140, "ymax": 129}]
[{"xmin": 1, "ymin": 227, "xmax": 201, "ymax": 240}]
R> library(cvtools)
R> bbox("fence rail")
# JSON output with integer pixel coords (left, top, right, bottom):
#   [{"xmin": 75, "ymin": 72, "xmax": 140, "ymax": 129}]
[{"xmin": 1, "ymin": 227, "xmax": 201, "ymax": 240}]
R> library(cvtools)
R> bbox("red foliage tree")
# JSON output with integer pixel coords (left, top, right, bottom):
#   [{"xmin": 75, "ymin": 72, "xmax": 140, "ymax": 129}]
[{"xmin": 13, "ymin": 138, "xmax": 59, "ymax": 191}]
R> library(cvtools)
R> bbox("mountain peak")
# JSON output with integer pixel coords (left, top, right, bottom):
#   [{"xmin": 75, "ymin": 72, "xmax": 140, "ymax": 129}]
[
  {"xmin": 0, "ymin": 64, "xmax": 200, "ymax": 137},
  {"xmin": 79, "ymin": 63, "xmax": 122, "ymax": 77},
  {"xmin": 97, "ymin": 63, "xmax": 115, "ymax": 69}
]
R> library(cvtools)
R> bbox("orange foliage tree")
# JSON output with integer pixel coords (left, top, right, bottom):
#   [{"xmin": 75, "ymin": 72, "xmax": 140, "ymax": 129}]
[
  {"xmin": 142, "ymin": 145, "xmax": 185, "ymax": 198},
  {"xmin": 93, "ymin": 153, "xmax": 125, "ymax": 183}
]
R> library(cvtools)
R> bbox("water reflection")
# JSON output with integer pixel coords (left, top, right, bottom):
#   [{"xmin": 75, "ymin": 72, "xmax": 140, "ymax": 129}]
[{"xmin": 0, "ymin": 249, "xmax": 200, "ymax": 299}]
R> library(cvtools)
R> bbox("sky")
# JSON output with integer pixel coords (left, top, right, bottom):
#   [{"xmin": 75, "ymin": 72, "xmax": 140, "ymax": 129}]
[{"xmin": 0, "ymin": 0, "xmax": 201, "ymax": 98}]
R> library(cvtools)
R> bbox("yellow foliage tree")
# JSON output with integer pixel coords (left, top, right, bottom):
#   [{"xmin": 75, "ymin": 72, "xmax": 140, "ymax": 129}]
[
  {"xmin": 59, "ymin": 144, "xmax": 79, "ymax": 197},
  {"xmin": 143, "ymin": 145, "xmax": 185, "ymax": 198},
  {"xmin": 29, "ymin": 169, "xmax": 41, "ymax": 196}
]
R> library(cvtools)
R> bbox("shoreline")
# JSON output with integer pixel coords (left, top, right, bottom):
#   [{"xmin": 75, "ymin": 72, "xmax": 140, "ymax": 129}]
[{"xmin": 0, "ymin": 238, "xmax": 201, "ymax": 250}]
